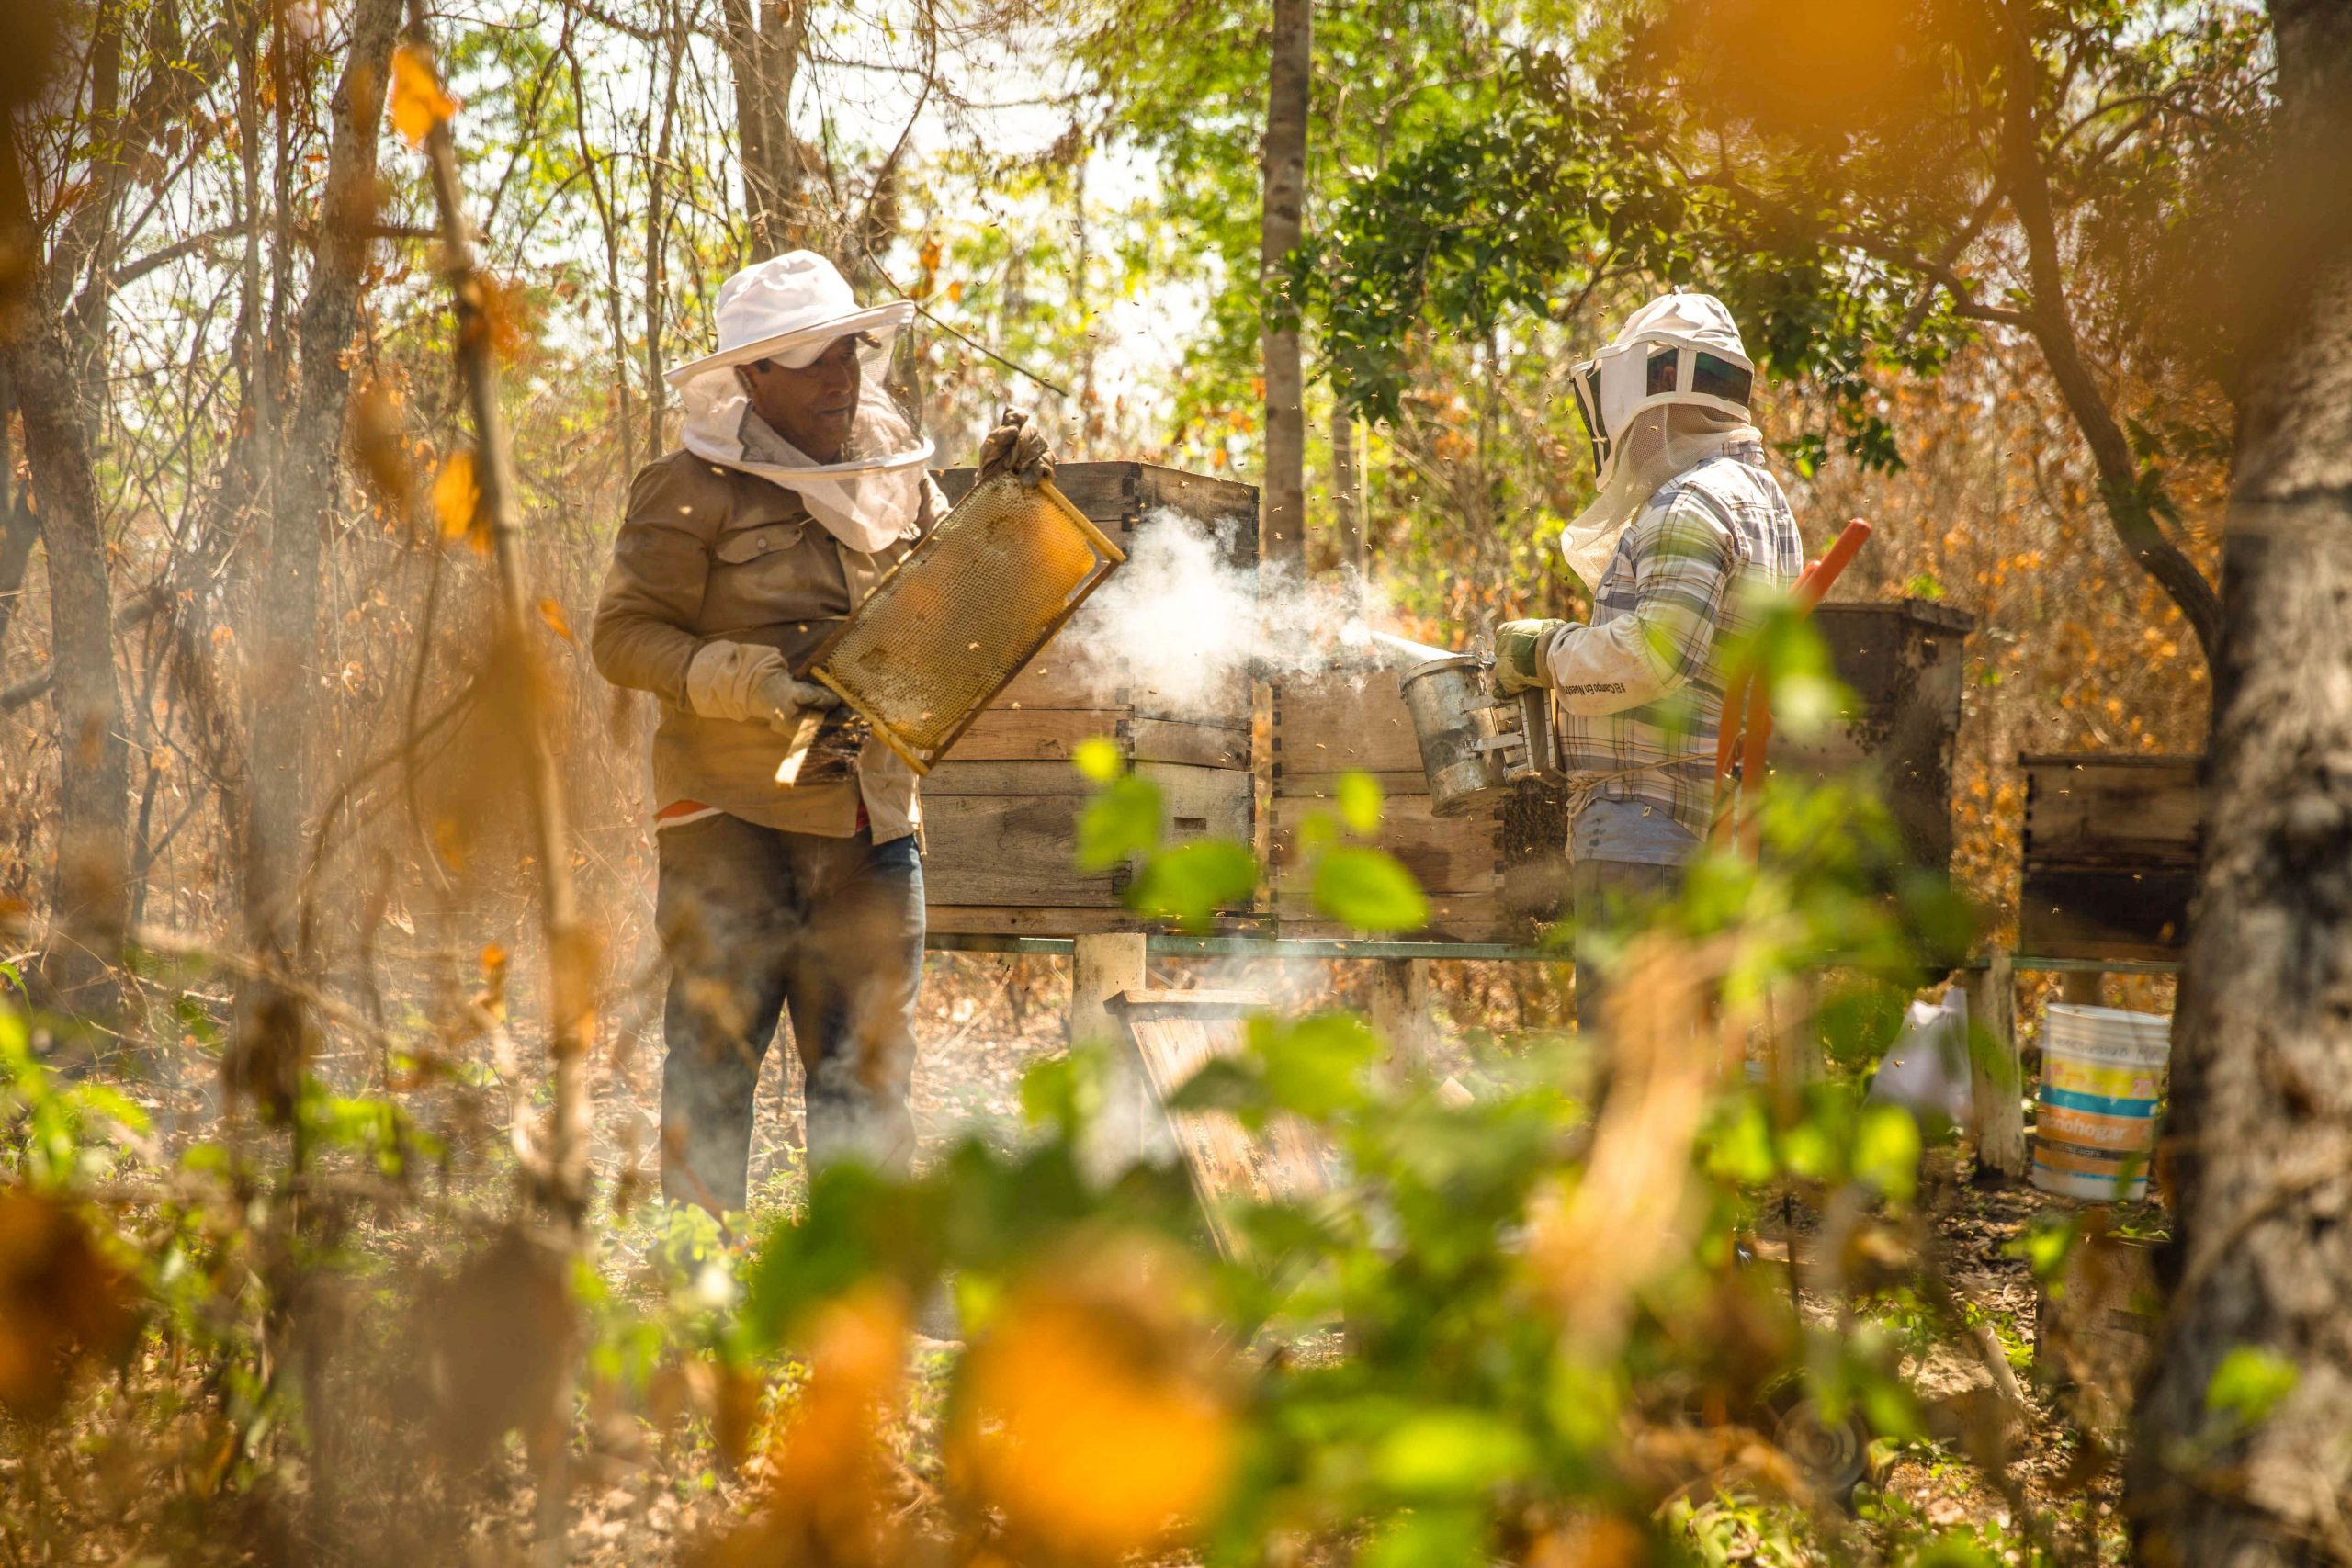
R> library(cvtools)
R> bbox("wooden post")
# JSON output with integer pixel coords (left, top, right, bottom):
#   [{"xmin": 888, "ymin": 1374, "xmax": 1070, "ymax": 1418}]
[
  {"xmin": 1070, "ymin": 933, "xmax": 1149, "ymax": 1174},
  {"xmin": 1368, "ymin": 959, "xmax": 1438, "ymax": 1076},
  {"xmin": 2059, "ymin": 969, "xmax": 2104, "ymax": 1007},
  {"xmin": 1967, "ymin": 951, "xmax": 2028, "ymax": 1182}
]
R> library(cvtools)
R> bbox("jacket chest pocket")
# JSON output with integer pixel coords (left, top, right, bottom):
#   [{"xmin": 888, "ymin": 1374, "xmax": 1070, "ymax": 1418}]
[{"xmin": 703, "ymin": 518, "xmax": 849, "ymax": 631}]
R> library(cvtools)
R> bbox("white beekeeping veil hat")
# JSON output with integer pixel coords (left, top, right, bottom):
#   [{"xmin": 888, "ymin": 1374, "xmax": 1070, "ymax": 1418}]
[
  {"xmin": 669, "ymin": 250, "xmax": 934, "ymax": 553},
  {"xmin": 1557, "ymin": 290, "xmax": 1761, "ymax": 589}
]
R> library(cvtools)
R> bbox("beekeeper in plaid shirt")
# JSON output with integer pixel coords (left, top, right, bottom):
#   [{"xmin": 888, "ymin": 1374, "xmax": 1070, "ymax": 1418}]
[{"xmin": 1494, "ymin": 292, "xmax": 1804, "ymax": 1028}]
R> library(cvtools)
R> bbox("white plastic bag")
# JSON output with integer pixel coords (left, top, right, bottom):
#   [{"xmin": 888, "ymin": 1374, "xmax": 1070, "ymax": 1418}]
[{"xmin": 1867, "ymin": 987, "xmax": 1973, "ymax": 1132}]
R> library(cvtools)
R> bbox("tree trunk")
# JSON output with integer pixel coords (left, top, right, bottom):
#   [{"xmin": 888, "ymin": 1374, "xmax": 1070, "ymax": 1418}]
[
  {"xmin": 4, "ymin": 323, "xmax": 129, "ymax": 1021},
  {"xmin": 0, "ymin": 367, "xmax": 40, "ymax": 654},
  {"xmin": 645, "ymin": 0, "xmax": 685, "ymax": 458},
  {"xmin": 240, "ymin": 0, "xmax": 399, "ymax": 976},
  {"xmin": 2129, "ymin": 5, "xmax": 2352, "ymax": 1562},
  {"xmin": 719, "ymin": 0, "xmax": 808, "ymax": 261},
  {"xmin": 1259, "ymin": 0, "xmax": 1309, "ymax": 572}
]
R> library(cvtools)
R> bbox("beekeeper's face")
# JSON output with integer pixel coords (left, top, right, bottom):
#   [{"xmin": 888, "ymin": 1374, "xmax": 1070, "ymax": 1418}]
[{"xmin": 741, "ymin": 333, "xmax": 864, "ymax": 462}]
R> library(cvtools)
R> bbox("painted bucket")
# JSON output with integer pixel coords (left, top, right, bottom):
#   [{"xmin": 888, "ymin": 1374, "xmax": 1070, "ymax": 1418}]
[{"xmin": 2032, "ymin": 1003, "xmax": 2170, "ymax": 1203}]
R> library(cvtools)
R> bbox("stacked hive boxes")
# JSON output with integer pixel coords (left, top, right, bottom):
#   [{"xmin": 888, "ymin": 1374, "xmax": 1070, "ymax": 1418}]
[
  {"xmin": 1270, "ymin": 671, "xmax": 1519, "ymax": 940},
  {"xmin": 920, "ymin": 462, "xmax": 1260, "ymax": 936}
]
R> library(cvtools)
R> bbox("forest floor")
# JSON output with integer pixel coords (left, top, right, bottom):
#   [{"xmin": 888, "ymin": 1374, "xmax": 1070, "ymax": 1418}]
[{"xmin": 8, "ymin": 952, "xmax": 2150, "ymax": 1565}]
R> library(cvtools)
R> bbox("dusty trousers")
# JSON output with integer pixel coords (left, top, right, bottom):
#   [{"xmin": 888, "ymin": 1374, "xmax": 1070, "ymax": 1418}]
[
  {"xmin": 654, "ymin": 814, "xmax": 923, "ymax": 1212},
  {"xmin": 1568, "ymin": 798, "xmax": 1698, "ymax": 1033}
]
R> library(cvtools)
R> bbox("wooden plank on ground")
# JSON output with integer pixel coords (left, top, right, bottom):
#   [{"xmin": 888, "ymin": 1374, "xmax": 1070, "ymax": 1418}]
[{"xmin": 1110, "ymin": 988, "xmax": 1329, "ymax": 1258}]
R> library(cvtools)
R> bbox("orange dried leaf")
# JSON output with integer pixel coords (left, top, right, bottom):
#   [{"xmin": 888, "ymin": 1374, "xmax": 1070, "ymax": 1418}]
[
  {"xmin": 537, "ymin": 596, "xmax": 573, "ymax": 642},
  {"xmin": 390, "ymin": 44, "xmax": 456, "ymax": 148},
  {"xmin": 434, "ymin": 451, "xmax": 481, "ymax": 545}
]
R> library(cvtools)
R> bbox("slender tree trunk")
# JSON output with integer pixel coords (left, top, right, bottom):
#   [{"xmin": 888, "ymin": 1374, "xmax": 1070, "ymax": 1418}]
[
  {"xmin": 0, "ymin": 367, "xmax": 40, "ymax": 654},
  {"xmin": 4, "ymin": 323, "xmax": 129, "ymax": 1021},
  {"xmin": 413, "ymin": 28, "xmax": 594, "ymax": 1563},
  {"xmin": 2130, "ymin": 6, "xmax": 2352, "ymax": 1562},
  {"xmin": 560, "ymin": 16, "xmax": 639, "ymax": 479},
  {"xmin": 238, "ymin": 0, "xmax": 399, "ymax": 997},
  {"xmin": 719, "ymin": 0, "xmax": 808, "ymax": 261},
  {"xmin": 1260, "ymin": 0, "xmax": 1310, "ymax": 571},
  {"xmin": 646, "ymin": 0, "xmax": 685, "ymax": 459}
]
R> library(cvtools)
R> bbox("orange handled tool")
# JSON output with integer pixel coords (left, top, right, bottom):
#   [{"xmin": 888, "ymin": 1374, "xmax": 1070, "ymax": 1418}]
[{"xmin": 1711, "ymin": 519, "xmax": 1872, "ymax": 852}]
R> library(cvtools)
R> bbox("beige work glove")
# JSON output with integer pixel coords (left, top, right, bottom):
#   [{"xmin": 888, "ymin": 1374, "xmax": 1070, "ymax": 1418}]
[
  {"xmin": 684, "ymin": 641, "xmax": 841, "ymax": 732},
  {"xmin": 976, "ymin": 408, "xmax": 1055, "ymax": 488}
]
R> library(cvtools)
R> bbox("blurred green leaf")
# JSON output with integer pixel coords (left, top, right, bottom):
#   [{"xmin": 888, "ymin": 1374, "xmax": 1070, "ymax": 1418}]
[
  {"xmin": 1770, "ymin": 672, "xmax": 1844, "ymax": 742},
  {"xmin": 2007, "ymin": 1214, "xmax": 2078, "ymax": 1283},
  {"xmin": 1071, "ymin": 735, "xmax": 1125, "ymax": 784},
  {"xmin": 1166, "ymin": 1056, "xmax": 1266, "ymax": 1118},
  {"xmin": 2206, "ymin": 1345, "xmax": 2298, "ymax": 1428},
  {"xmin": 1336, "ymin": 770, "xmax": 1384, "ymax": 836},
  {"xmin": 1248, "ymin": 1012, "xmax": 1378, "ymax": 1121},
  {"xmin": 1372, "ymin": 1408, "xmax": 1532, "ymax": 1496},
  {"xmin": 1852, "ymin": 1104, "xmax": 1921, "ymax": 1202},
  {"xmin": 1020, "ymin": 1050, "xmax": 1103, "ymax": 1134},
  {"xmin": 1077, "ymin": 773, "xmax": 1161, "ymax": 870},
  {"xmin": 1126, "ymin": 839, "xmax": 1257, "ymax": 930},
  {"xmin": 1706, "ymin": 1096, "xmax": 1776, "ymax": 1186},
  {"xmin": 1313, "ymin": 846, "xmax": 1429, "ymax": 931}
]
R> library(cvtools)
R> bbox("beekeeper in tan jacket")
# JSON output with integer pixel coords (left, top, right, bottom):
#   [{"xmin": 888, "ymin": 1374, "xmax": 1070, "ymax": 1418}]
[{"xmin": 593, "ymin": 249, "xmax": 1049, "ymax": 1213}]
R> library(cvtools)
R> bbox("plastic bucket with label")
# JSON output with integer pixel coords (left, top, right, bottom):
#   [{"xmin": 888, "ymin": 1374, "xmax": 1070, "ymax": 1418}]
[{"xmin": 2032, "ymin": 1004, "xmax": 2170, "ymax": 1203}]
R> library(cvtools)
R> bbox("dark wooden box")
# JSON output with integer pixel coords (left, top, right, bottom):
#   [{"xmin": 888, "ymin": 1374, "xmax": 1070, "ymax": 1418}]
[
  {"xmin": 2018, "ymin": 753, "xmax": 2201, "ymax": 962},
  {"xmin": 1778, "ymin": 599, "xmax": 1974, "ymax": 873},
  {"xmin": 922, "ymin": 462, "xmax": 1261, "ymax": 935}
]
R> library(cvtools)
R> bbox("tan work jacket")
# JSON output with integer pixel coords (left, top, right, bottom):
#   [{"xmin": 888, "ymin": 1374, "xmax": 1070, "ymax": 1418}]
[{"xmin": 590, "ymin": 451, "xmax": 944, "ymax": 843}]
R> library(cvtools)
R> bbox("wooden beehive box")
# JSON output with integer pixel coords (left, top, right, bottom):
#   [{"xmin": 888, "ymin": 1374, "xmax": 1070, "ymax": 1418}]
[
  {"xmin": 2019, "ymin": 753, "xmax": 2201, "ymax": 962},
  {"xmin": 1270, "ymin": 600, "xmax": 1973, "ymax": 942},
  {"xmin": 922, "ymin": 461, "xmax": 1260, "ymax": 936},
  {"xmin": 1270, "ymin": 669, "xmax": 1516, "ymax": 941},
  {"xmin": 1779, "ymin": 600, "xmax": 1974, "ymax": 872}
]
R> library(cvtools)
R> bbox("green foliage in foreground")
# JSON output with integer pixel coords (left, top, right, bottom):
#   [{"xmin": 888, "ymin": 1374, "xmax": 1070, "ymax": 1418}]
[{"xmin": 0, "ymin": 617, "xmax": 2120, "ymax": 1564}]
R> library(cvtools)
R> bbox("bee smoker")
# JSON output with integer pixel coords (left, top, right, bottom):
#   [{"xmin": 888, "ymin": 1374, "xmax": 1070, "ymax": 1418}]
[{"xmin": 1396, "ymin": 644, "xmax": 1564, "ymax": 818}]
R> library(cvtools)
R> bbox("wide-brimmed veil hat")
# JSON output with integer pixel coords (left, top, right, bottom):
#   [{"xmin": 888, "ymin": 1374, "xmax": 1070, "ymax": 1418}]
[
  {"xmin": 666, "ymin": 249, "xmax": 918, "ymax": 385},
  {"xmin": 671, "ymin": 250, "xmax": 934, "ymax": 553}
]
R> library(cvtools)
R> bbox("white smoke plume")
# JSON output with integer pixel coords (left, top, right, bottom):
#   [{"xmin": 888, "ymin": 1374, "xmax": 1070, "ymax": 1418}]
[{"xmin": 1054, "ymin": 509, "xmax": 1445, "ymax": 718}]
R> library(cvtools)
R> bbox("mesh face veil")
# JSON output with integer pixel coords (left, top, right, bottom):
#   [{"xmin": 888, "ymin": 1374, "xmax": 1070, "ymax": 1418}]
[
  {"xmin": 668, "ymin": 251, "xmax": 936, "ymax": 554},
  {"xmin": 676, "ymin": 321, "xmax": 934, "ymax": 554},
  {"xmin": 1568, "ymin": 332, "xmax": 1756, "ymax": 492},
  {"xmin": 1556, "ymin": 292, "xmax": 1763, "ymax": 590}
]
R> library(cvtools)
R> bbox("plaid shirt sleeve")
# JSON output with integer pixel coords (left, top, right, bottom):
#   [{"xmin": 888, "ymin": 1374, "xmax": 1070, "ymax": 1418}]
[{"xmin": 1544, "ymin": 494, "xmax": 1738, "ymax": 717}]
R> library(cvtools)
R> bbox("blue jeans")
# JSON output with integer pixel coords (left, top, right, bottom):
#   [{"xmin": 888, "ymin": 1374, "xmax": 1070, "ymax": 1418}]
[
  {"xmin": 654, "ymin": 816, "xmax": 924, "ymax": 1211},
  {"xmin": 1570, "ymin": 799, "xmax": 1697, "ymax": 1032}
]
